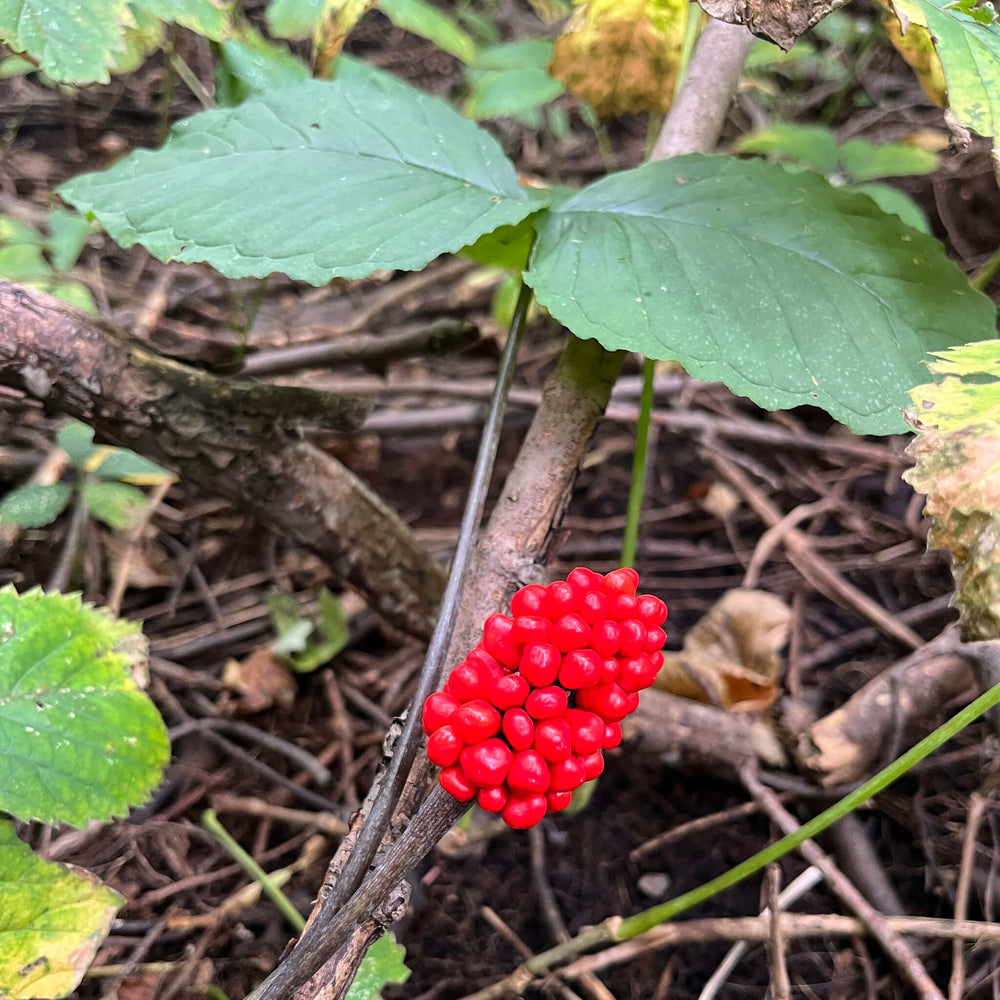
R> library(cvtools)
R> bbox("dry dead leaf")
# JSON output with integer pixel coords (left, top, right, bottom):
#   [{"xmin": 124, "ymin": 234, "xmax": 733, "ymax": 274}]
[
  {"xmin": 550, "ymin": 0, "xmax": 688, "ymax": 118},
  {"xmin": 696, "ymin": 0, "xmax": 848, "ymax": 51},
  {"xmin": 222, "ymin": 648, "xmax": 297, "ymax": 713},
  {"xmin": 103, "ymin": 531, "xmax": 175, "ymax": 589},
  {"xmin": 655, "ymin": 589, "xmax": 791, "ymax": 710}
]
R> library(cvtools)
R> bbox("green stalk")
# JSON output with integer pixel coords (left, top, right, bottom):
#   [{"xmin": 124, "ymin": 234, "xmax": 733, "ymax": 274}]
[
  {"xmin": 618, "ymin": 678, "xmax": 1000, "ymax": 939},
  {"xmin": 619, "ymin": 357, "xmax": 656, "ymax": 568},
  {"xmin": 202, "ymin": 809, "xmax": 305, "ymax": 933}
]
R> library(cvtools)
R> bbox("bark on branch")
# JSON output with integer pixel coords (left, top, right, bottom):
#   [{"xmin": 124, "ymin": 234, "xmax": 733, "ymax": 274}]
[{"xmin": 0, "ymin": 281, "xmax": 446, "ymax": 638}]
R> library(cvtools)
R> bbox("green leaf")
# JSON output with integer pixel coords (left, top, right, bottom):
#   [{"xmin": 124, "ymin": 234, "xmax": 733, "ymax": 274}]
[
  {"xmin": 0, "ymin": 820, "xmax": 122, "ymax": 1000},
  {"xmin": 83, "ymin": 480, "xmax": 150, "ymax": 530},
  {"xmin": 215, "ymin": 27, "xmax": 308, "ymax": 106},
  {"xmin": 268, "ymin": 588, "xmax": 349, "ymax": 673},
  {"xmin": 892, "ymin": 0, "xmax": 1000, "ymax": 138},
  {"xmin": 134, "ymin": 0, "xmax": 231, "ymax": 40},
  {"xmin": 59, "ymin": 77, "xmax": 542, "ymax": 284},
  {"xmin": 838, "ymin": 137, "xmax": 939, "ymax": 181},
  {"xmin": 343, "ymin": 933, "xmax": 410, "ymax": 1000},
  {"xmin": 465, "ymin": 66, "xmax": 564, "ymax": 123},
  {"xmin": 46, "ymin": 209, "xmax": 92, "ymax": 271},
  {"xmin": 524, "ymin": 154, "xmax": 996, "ymax": 435},
  {"xmin": 266, "ymin": 0, "xmax": 323, "ymax": 39},
  {"xmin": 25, "ymin": 278, "xmax": 98, "ymax": 312},
  {"xmin": 848, "ymin": 181, "xmax": 931, "ymax": 234},
  {"xmin": 0, "ymin": 0, "xmax": 131, "ymax": 83},
  {"xmin": 378, "ymin": 0, "xmax": 477, "ymax": 63},
  {"xmin": 734, "ymin": 123, "xmax": 840, "ymax": 174},
  {"xmin": 91, "ymin": 447, "xmax": 169, "ymax": 485},
  {"xmin": 461, "ymin": 216, "xmax": 539, "ymax": 270},
  {"xmin": 0, "ymin": 242, "xmax": 49, "ymax": 280},
  {"xmin": 0, "ymin": 587, "xmax": 170, "ymax": 826},
  {"xmin": 56, "ymin": 420, "xmax": 96, "ymax": 465},
  {"xmin": 909, "ymin": 339, "xmax": 1000, "ymax": 431},
  {"xmin": 0, "ymin": 484, "xmax": 73, "ymax": 528}
]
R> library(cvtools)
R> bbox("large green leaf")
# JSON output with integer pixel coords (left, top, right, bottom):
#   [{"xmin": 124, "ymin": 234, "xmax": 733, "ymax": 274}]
[
  {"xmin": 0, "ymin": 587, "xmax": 169, "ymax": 826},
  {"xmin": 60, "ymin": 76, "xmax": 543, "ymax": 284},
  {"xmin": 893, "ymin": 0, "xmax": 1000, "ymax": 138},
  {"xmin": 0, "ymin": 821, "xmax": 121, "ymax": 1000},
  {"xmin": 135, "ymin": 0, "xmax": 229, "ymax": 40},
  {"xmin": 524, "ymin": 154, "xmax": 995, "ymax": 435}
]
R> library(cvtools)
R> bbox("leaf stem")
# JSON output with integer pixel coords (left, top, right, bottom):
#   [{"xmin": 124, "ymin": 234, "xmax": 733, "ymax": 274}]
[
  {"xmin": 971, "ymin": 243, "xmax": 1000, "ymax": 293},
  {"xmin": 202, "ymin": 808, "xmax": 305, "ymax": 933},
  {"xmin": 619, "ymin": 357, "xmax": 655, "ymax": 567},
  {"xmin": 617, "ymin": 678, "xmax": 1000, "ymax": 939}
]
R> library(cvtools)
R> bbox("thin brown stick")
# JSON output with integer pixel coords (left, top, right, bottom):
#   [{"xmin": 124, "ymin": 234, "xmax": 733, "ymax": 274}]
[
  {"xmin": 765, "ymin": 865, "xmax": 791, "ymax": 1000},
  {"xmin": 950, "ymin": 793, "xmax": 988, "ymax": 1000},
  {"xmin": 742, "ymin": 768, "xmax": 946, "ymax": 1000}
]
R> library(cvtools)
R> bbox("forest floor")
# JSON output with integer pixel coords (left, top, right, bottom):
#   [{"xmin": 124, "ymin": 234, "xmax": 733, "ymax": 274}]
[{"xmin": 4, "ymin": 4, "xmax": 1000, "ymax": 999}]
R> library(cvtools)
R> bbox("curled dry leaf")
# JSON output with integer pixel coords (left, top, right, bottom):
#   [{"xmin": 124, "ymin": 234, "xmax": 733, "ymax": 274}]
[
  {"xmin": 222, "ymin": 648, "xmax": 297, "ymax": 713},
  {"xmin": 654, "ymin": 588, "xmax": 791, "ymax": 710},
  {"xmin": 696, "ymin": 0, "xmax": 848, "ymax": 51},
  {"xmin": 550, "ymin": 0, "xmax": 688, "ymax": 118}
]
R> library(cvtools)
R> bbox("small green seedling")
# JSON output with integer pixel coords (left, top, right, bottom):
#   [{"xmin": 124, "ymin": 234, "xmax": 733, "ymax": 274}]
[
  {"xmin": 0, "ymin": 420, "xmax": 171, "ymax": 531},
  {"xmin": 268, "ymin": 586, "xmax": 350, "ymax": 673}
]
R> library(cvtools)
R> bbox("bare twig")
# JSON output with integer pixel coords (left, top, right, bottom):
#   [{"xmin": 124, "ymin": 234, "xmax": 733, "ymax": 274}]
[{"xmin": 951, "ymin": 793, "xmax": 988, "ymax": 1000}]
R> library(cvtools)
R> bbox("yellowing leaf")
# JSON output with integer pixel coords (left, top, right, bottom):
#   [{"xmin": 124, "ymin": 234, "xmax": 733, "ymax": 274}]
[
  {"xmin": 877, "ymin": 0, "xmax": 948, "ymax": 108},
  {"xmin": 313, "ymin": 0, "xmax": 376, "ymax": 77},
  {"xmin": 905, "ymin": 340, "xmax": 1000, "ymax": 641},
  {"xmin": 655, "ymin": 589, "xmax": 791, "ymax": 710},
  {"xmin": 550, "ymin": 0, "xmax": 688, "ymax": 118}
]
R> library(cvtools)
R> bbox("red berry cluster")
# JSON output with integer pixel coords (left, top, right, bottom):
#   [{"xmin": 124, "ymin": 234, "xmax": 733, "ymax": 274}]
[{"xmin": 422, "ymin": 567, "xmax": 667, "ymax": 829}]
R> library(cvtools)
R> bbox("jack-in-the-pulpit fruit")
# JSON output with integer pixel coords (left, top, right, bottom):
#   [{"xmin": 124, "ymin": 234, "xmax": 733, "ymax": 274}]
[{"xmin": 422, "ymin": 568, "xmax": 667, "ymax": 829}]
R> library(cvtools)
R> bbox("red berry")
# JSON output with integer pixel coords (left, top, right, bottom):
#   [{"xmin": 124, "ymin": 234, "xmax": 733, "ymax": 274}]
[
  {"xmin": 558, "ymin": 648, "xmax": 602, "ymax": 689},
  {"xmin": 564, "ymin": 709, "xmax": 605, "ymax": 755},
  {"xmin": 511, "ymin": 584, "xmax": 548, "ymax": 617},
  {"xmin": 525, "ymin": 685, "xmax": 568, "ymax": 720},
  {"xmin": 544, "ymin": 581, "xmax": 577, "ymax": 619},
  {"xmin": 605, "ymin": 568, "xmax": 639, "ymax": 595},
  {"xmin": 576, "ymin": 682, "xmax": 633, "ymax": 722},
  {"xmin": 600, "ymin": 657, "xmax": 620, "ymax": 683},
  {"xmin": 649, "ymin": 650, "xmax": 664, "ymax": 670},
  {"xmin": 422, "ymin": 691, "xmax": 459, "ymax": 734},
  {"xmin": 455, "ymin": 700, "xmax": 501, "ymax": 743},
  {"xmin": 549, "ymin": 756, "xmax": 586, "ymax": 791},
  {"xmin": 460, "ymin": 737, "xmax": 513, "ymax": 787},
  {"xmin": 502, "ymin": 792, "xmax": 547, "ymax": 829},
  {"xmin": 582, "ymin": 752, "xmax": 605, "ymax": 780},
  {"xmin": 644, "ymin": 626, "xmax": 667, "ymax": 653},
  {"xmin": 603, "ymin": 722, "xmax": 622, "ymax": 749},
  {"xmin": 508, "ymin": 749, "xmax": 551, "ymax": 792},
  {"xmin": 489, "ymin": 673, "xmax": 530, "ymax": 710},
  {"xmin": 467, "ymin": 645, "xmax": 503, "ymax": 674},
  {"xmin": 618, "ymin": 654, "xmax": 659, "ymax": 693},
  {"xmin": 578, "ymin": 589, "xmax": 609, "ymax": 625},
  {"xmin": 482, "ymin": 613, "xmax": 521, "ymax": 669},
  {"xmin": 518, "ymin": 641, "xmax": 561, "ymax": 687},
  {"xmin": 618, "ymin": 619, "xmax": 646, "ymax": 657},
  {"xmin": 447, "ymin": 659, "xmax": 503, "ymax": 702},
  {"xmin": 546, "ymin": 790, "xmax": 573, "ymax": 812},
  {"xmin": 502, "ymin": 708, "xmax": 535, "ymax": 751},
  {"xmin": 609, "ymin": 593, "xmax": 639, "ymax": 620},
  {"xmin": 512, "ymin": 615, "xmax": 552, "ymax": 645},
  {"xmin": 551, "ymin": 614, "xmax": 591, "ymax": 653},
  {"xmin": 478, "ymin": 785, "xmax": 508, "ymax": 812},
  {"xmin": 440, "ymin": 765, "xmax": 476, "ymax": 801},
  {"xmin": 590, "ymin": 620, "xmax": 621, "ymax": 658},
  {"xmin": 636, "ymin": 594, "xmax": 668, "ymax": 626},
  {"xmin": 568, "ymin": 567, "xmax": 603, "ymax": 595},
  {"xmin": 427, "ymin": 725, "xmax": 463, "ymax": 767},
  {"xmin": 533, "ymin": 719, "xmax": 573, "ymax": 762}
]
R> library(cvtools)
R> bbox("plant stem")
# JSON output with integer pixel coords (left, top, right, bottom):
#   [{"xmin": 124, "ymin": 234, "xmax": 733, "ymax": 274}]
[
  {"xmin": 202, "ymin": 809, "xmax": 305, "ymax": 933},
  {"xmin": 619, "ymin": 357, "xmax": 655, "ymax": 567},
  {"xmin": 617, "ymin": 678, "xmax": 1000, "ymax": 939},
  {"xmin": 971, "ymin": 244, "xmax": 1000, "ymax": 292}
]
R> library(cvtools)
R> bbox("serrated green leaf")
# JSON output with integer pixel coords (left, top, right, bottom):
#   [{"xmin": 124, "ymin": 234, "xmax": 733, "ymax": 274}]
[
  {"xmin": 56, "ymin": 420, "xmax": 96, "ymax": 465},
  {"xmin": 524, "ymin": 154, "xmax": 995, "ymax": 435},
  {"xmin": 0, "ymin": 587, "xmax": 170, "ymax": 826},
  {"xmin": 0, "ymin": 0, "xmax": 132, "ymax": 83},
  {"xmin": 378, "ymin": 0, "xmax": 477, "ymax": 63},
  {"xmin": 849, "ymin": 181, "xmax": 931, "ymax": 234},
  {"xmin": 59, "ymin": 76, "xmax": 541, "ymax": 284},
  {"xmin": 838, "ymin": 137, "xmax": 939, "ymax": 181},
  {"xmin": 83, "ymin": 481, "xmax": 150, "ymax": 530},
  {"xmin": 91, "ymin": 447, "xmax": 169, "ymax": 485},
  {"xmin": 343, "ymin": 933, "xmax": 410, "ymax": 1000},
  {"xmin": 266, "ymin": 0, "xmax": 324, "ymax": 39},
  {"xmin": 0, "ymin": 820, "xmax": 122, "ymax": 1000},
  {"xmin": 0, "ymin": 484, "xmax": 73, "ymax": 528},
  {"xmin": 134, "ymin": 0, "xmax": 230, "ymax": 40},
  {"xmin": 215, "ymin": 28, "xmax": 308, "ymax": 106},
  {"xmin": 892, "ymin": 0, "xmax": 1000, "ymax": 138}
]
